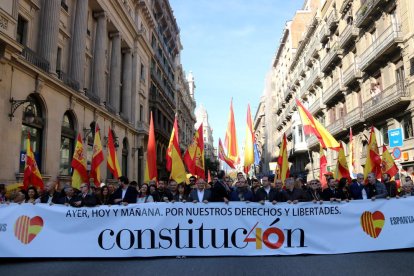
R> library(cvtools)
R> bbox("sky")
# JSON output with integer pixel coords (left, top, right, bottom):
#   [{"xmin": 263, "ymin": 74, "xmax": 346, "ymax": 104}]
[{"xmin": 170, "ymin": 0, "xmax": 305, "ymax": 150}]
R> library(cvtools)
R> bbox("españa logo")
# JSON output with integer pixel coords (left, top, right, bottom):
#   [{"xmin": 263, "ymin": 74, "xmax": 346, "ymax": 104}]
[
  {"xmin": 360, "ymin": 211, "xmax": 385, "ymax": 238},
  {"xmin": 14, "ymin": 215, "xmax": 44, "ymax": 244}
]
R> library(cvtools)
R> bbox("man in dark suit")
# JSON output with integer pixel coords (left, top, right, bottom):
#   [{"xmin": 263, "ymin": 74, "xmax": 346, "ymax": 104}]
[
  {"xmin": 110, "ymin": 176, "xmax": 138, "ymax": 205},
  {"xmin": 349, "ymin": 173, "xmax": 367, "ymax": 199},
  {"xmin": 188, "ymin": 178, "xmax": 211, "ymax": 203},
  {"xmin": 40, "ymin": 181, "xmax": 61, "ymax": 204},
  {"xmin": 211, "ymin": 170, "xmax": 230, "ymax": 203},
  {"xmin": 255, "ymin": 176, "xmax": 277, "ymax": 203},
  {"xmin": 58, "ymin": 186, "xmax": 78, "ymax": 206},
  {"xmin": 73, "ymin": 183, "xmax": 98, "ymax": 207},
  {"xmin": 322, "ymin": 178, "xmax": 341, "ymax": 201}
]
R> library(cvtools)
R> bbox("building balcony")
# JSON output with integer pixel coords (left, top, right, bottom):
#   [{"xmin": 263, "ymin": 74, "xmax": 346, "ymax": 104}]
[
  {"xmin": 339, "ymin": 24, "xmax": 359, "ymax": 49},
  {"xmin": 323, "ymin": 78, "xmax": 345, "ymax": 104},
  {"xmin": 56, "ymin": 70, "xmax": 80, "ymax": 91},
  {"xmin": 21, "ymin": 46, "xmax": 50, "ymax": 72},
  {"xmin": 339, "ymin": 0, "xmax": 353, "ymax": 14},
  {"xmin": 294, "ymin": 140, "xmax": 309, "ymax": 153},
  {"xmin": 344, "ymin": 106, "xmax": 364, "ymax": 128},
  {"xmin": 320, "ymin": 42, "xmax": 343, "ymax": 73},
  {"xmin": 283, "ymin": 86, "xmax": 293, "ymax": 102},
  {"xmin": 303, "ymin": 66, "xmax": 320, "ymax": 94},
  {"xmin": 327, "ymin": 117, "xmax": 345, "ymax": 136},
  {"xmin": 136, "ymin": 121, "xmax": 149, "ymax": 135},
  {"xmin": 355, "ymin": 0, "xmax": 387, "ymax": 28},
  {"xmin": 319, "ymin": 24, "xmax": 330, "ymax": 43},
  {"xmin": 358, "ymin": 23, "xmax": 403, "ymax": 71},
  {"xmin": 326, "ymin": 9, "xmax": 339, "ymax": 30},
  {"xmin": 342, "ymin": 62, "xmax": 362, "ymax": 87},
  {"xmin": 363, "ymin": 81, "xmax": 410, "ymax": 120},
  {"xmin": 309, "ymin": 98, "xmax": 325, "ymax": 115}
]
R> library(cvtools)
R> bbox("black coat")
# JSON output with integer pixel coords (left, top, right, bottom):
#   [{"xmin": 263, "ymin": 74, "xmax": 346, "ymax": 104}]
[
  {"xmin": 254, "ymin": 187, "xmax": 287, "ymax": 202},
  {"xmin": 110, "ymin": 186, "xmax": 138, "ymax": 204},
  {"xmin": 211, "ymin": 180, "xmax": 230, "ymax": 202},
  {"xmin": 322, "ymin": 188, "xmax": 341, "ymax": 201},
  {"xmin": 40, "ymin": 191, "xmax": 61, "ymax": 204}
]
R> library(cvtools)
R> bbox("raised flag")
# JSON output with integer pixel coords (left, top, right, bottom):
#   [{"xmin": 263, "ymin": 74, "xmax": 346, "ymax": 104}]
[
  {"xmin": 334, "ymin": 142, "xmax": 351, "ymax": 181},
  {"xmin": 218, "ymin": 138, "xmax": 235, "ymax": 169},
  {"xmin": 244, "ymin": 104, "xmax": 254, "ymax": 173},
  {"xmin": 166, "ymin": 117, "xmax": 187, "ymax": 183},
  {"xmin": 295, "ymin": 99, "xmax": 340, "ymax": 151},
  {"xmin": 184, "ymin": 124, "xmax": 205, "ymax": 178},
  {"xmin": 71, "ymin": 134, "xmax": 88, "ymax": 189},
  {"xmin": 107, "ymin": 127, "xmax": 121, "ymax": 179},
  {"xmin": 207, "ymin": 170, "xmax": 212, "ymax": 184},
  {"xmin": 90, "ymin": 124, "xmax": 104, "ymax": 185},
  {"xmin": 348, "ymin": 127, "xmax": 356, "ymax": 178},
  {"xmin": 381, "ymin": 145, "xmax": 398, "ymax": 177},
  {"xmin": 363, "ymin": 127, "xmax": 382, "ymax": 180},
  {"xmin": 319, "ymin": 145, "xmax": 327, "ymax": 189},
  {"xmin": 224, "ymin": 99, "xmax": 239, "ymax": 163},
  {"xmin": 23, "ymin": 133, "xmax": 44, "ymax": 190},
  {"xmin": 277, "ymin": 133, "xmax": 290, "ymax": 183},
  {"xmin": 144, "ymin": 112, "xmax": 157, "ymax": 182}
]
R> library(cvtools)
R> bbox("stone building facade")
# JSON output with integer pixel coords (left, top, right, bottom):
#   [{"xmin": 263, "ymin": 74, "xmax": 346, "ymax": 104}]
[{"xmin": 0, "ymin": 0, "xmax": 195, "ymax": 186}]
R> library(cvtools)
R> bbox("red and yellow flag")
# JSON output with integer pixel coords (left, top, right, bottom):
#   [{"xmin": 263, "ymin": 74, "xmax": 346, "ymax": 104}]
[
  {"xmin": 107, "ymin": 127, "xmax": 121, "ymax": 179},
  {"xmin": 363, "ymin": 127, "xmax": 382, "ymax": 180},
  {"xmin": 166, "ymin": 117, "xmax": 187, "ymax": 183},
  {"xmin": 144, "ymin": 112, "xmax": 157, "ymax": 182},
  {"xmin": 381, "ymin": 145, "xmax": 398, "ymax": 177},
  {"xmin": 90, "ymin": 124, "xmax": 104, "ymax": 185},
  {"xmin": 218, "ymin": 138, "xmax": 235, "ymax": 169},
  {"xmin": 207, "ymin": 170, "xmax": 212, "ymax": 183},
  {"xmin": 348, "ymin": 127, "xmax": 356, "ymax": 177},
  {"xmin": 277, "ymin": 133, "xmax": 289, "ymax": 183},
  {"xmin": 71, "ymin": 134, "xmax": 88, "ymax": 189},
  {"xmin": 184, "ymin": 124, "xmax": 205, "ymax": 178},
  {"xmin": 244, "ymin": 104, "xmax": 254, "ymax": 173},
  {"xmin": 295, "ymin": 99, "xmax": 340, "ymax": 151},
  {"xmin": 319, "ymin": 145, "xmax": 327, "ymax": 189},
  {"xmin": 224, "ymin": 99, "xmax": 239, "ymax": 163},
  {"xmin": 334, "ymin": 142, "xmax": 350, "ymax": 181},
  {"xmin": 23, "ymin": 133, "xmax": 44, "ymax": 190}
]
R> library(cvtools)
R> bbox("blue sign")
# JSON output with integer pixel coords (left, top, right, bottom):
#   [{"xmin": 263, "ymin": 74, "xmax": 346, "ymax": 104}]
[
  {"xmin": 388, "ymin": 128, "xmax": 403, "ymax": 148},
  {"xmin": 393, "ymin": 147, "xmax": 402, "ymax": 159}
]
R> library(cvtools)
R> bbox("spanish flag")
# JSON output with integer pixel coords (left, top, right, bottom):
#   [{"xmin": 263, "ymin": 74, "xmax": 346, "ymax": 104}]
[
  {"xmin": 295, "ymin": 99, "xmax": 340, "ymax": 151},
  {"xmin": 319, "ymin": 145, "xmax": 327, "ymax": 189},
  {"xmin": 23, "ymin": 133, "xmax": 44, "ymax": 190},
  {"xmin": 244, "ymin": 104, "xmax": 254, "ymax": 173},
  {"xmin": 224, "ymin": 99, "xmax": 239, "ymax": 163},
  {"xmin": 166, "ymin": 117, "xmax": 187, "ymax": 183},
  {"xmin": 334, "ymin": 141, "xmax": 350, "ymax": 181},
  {"xmin": 363, "ymin": 127, "xmax": 382, "ymax": 180},
  {"xmin": 144, "ymin": 112, "xmax": 157, "ymax": 182},
  {"xmin": 381, "ymin": 144, "xmax": 398, "ymax": 177},
  {"xmin": 71, "ymin": 134, "xmax": 88, "ymax": 189},
  {"xmin": 90, "ymin": 124, "xmax": 104, "ymax": 185},
  {"xmin": 277, "ymin": 133, "xmax": 289, "ymax": 183},
  {"xmin": 107, "ymin": 127, "xmax": 121, "ymax": 179},
  {"xmin": 348, "ymin": 127, "xmax": 356, "ymax": 177},
  {"xmin": 184, "ymin": 123, "xmax": 205, "ymax": 178},
  {"xmin": 218, "ymin": 138, "xmax": 235, "ymax": 169}
]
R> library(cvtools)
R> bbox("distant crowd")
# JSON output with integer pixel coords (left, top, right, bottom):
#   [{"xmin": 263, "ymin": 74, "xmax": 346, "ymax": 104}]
[{"xmin": 1, "ymin": 171, "xmax": 414, "ymax": 207}]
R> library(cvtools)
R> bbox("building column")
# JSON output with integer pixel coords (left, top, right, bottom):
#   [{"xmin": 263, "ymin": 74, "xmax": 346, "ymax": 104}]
[
  {"xmin": 91, "ymin": 12, "xmax": 107, "ymax": 102},
  {"xmin": 69, "ymin": 0, "xmax": 88, "ymax": 90},
  {"xmin": 122, "ymin": 48, "xmax": 132, "ymax": 122},
  {"xmin": 38, "ymin": 0, "xmax": 60, "ymax": 74},
  {"xmin": 109, "ymin": 33, "xmax": 121, "ymax": 113}
]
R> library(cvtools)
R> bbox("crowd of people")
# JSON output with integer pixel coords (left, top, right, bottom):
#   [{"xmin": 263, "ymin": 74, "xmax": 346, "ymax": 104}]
[{"xmin": 1, "ymin": 171, "xmax": 414, "ymax": 207}]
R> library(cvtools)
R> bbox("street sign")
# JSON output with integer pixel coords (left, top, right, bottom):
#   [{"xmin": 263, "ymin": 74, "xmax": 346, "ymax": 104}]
[
  {"xmin": 388, "ymin": 128, "xmax": 403, "ymax": 148},
  {"xmin": 392, "ymin": 147, "xmax": 402, "ymax": 160}
]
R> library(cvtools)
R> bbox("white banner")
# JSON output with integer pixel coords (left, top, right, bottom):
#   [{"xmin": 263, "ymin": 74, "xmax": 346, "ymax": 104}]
[{"xmin": 1, "ymin": 198, "xmax": 414, "ymax": 257}]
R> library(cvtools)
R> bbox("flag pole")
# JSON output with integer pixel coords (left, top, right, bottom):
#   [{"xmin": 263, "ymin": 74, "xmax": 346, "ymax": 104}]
[{"xmin": 295, "ymin": 99, "xmax": 315, "ymax": 180}]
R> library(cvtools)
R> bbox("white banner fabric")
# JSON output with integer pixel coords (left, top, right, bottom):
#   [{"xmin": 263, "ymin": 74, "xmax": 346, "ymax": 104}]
[{"xmin": 1, "ymin": 198, "xmax": 414, "ymax": 257}]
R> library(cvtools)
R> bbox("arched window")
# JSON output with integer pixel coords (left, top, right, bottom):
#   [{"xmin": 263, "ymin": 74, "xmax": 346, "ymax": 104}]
[
  {"xmin": 20, "ymin": 95, "xmax": 44, "ymax": 172},
  {"xmin": 60, "ymin": 111, "xmax": 76, "ymax": 175},
  {"xmin": 122, "ymin": 137, "xmax": 128, "ymax": 177}
]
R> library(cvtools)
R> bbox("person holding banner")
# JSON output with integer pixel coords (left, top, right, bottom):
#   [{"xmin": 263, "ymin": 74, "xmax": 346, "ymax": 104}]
[
  {"xmin": 188, "ymin": 178, "xmax": 211, "ymax": 203},
  {"xmin": 58, "ymin": 186, "xmax": 78, "ymax": 206},
  {"xmin": 229, "ymin": 178, "xmax": 254, "ymax": 202},
  {"xmin": 400, "ymin": 180, "xmax": 414, "ymax": 197},
  {"xmin": 211, "ymin": 170, "xmax": 230, "ymax": 203},
  {"xmin": 97, "ymin": 185, "xmax": 111, "ymax": 205},
  {"xmin": 349, "ymin": 173, "xmax": 368, "ymax": 200},
  {"xmin": 73, "ymin": 183, "xmax": 98, "ymax": 207},
  {"xmin": 306, "ymin": 180, "xmax": 323, "ymax": 203},
  {"xmin": 137, "ymin": 183, "xmax": 154, "ymax": 203},
  {"xmin": 382, "ymin": 173, "xmax": 398, "ymax": 198},
  {"xmin": 110, "ymin": 176, "xmax": 138, "ymax": 205},
  {"xmin": 284, "ymin": 178, "xmax": 307, "ymax": 204},
  {"xmin": 156, "ymin": 178, "xmax": 173, "ymax": 202},
  {"xmin": 40, "ymin": 181, "xmax": 61, "ymax": 204},
  {"xmin": 367, "ymin": 173, "xmax": 388, "ymax": 200},
  {"xmin": 25, "ymin": 186, "xmax": 40, "ymax": 204},
  {"xmin": 254, "ymin": 176, "xmax": 276, "ymax": 204}
]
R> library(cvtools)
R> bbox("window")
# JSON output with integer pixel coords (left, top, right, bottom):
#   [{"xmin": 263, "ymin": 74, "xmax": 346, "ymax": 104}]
[
  {"xmin": 139, "ymin": 105, "xmax": 143, "ymax": 121},
  {"xmin": 56, "ymin": 47, "xmax": 62, "ymax": 73},
  {"xmin": 140, "ymin": 63, "xmax": 145, "ymax": 81},
  {"xmin": 60, "ymin": 112, "xmax": 76, "ymax": 175},
  {"xmin": 401, "ymin": 114, "xmax": 413, "ymax": 139},
  {"xmin": 379, "ymin": 125, "xmax": 389, "ymax": 145},
  {"xmin": 16, "ymin": 15, "xmax": 28, "ymax": 45},
  {"xmin": 20, "ymin": 96, "xmax": 44, "ymax": 172},
  {"xmin": 122, "ymin": 138, "xmax": 128, "ymax": 177},
  {"xmin": 410, "ymin": 58, "xmax": 414, "ymax": 76}
]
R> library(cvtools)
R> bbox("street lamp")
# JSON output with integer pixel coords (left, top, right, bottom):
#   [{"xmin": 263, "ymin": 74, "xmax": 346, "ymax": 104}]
[{"xmin": 9, "ymin": 97, "xmax": 36, "ymax": 123}]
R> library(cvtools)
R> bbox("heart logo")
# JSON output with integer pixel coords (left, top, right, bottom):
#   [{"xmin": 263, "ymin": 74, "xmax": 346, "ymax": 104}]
[
  {"xmin": 14, "ymin": 215, "xmax": 44, "ymax": 244},
  {"xmin": 360, "ymin": 211, "xmax": 385, "ymax": 238}
]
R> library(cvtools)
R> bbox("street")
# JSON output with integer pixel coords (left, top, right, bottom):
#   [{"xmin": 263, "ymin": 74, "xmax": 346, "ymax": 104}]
[{"xmin": 1, "ymin": 249, "xmax": 413, "ymax": 276}]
